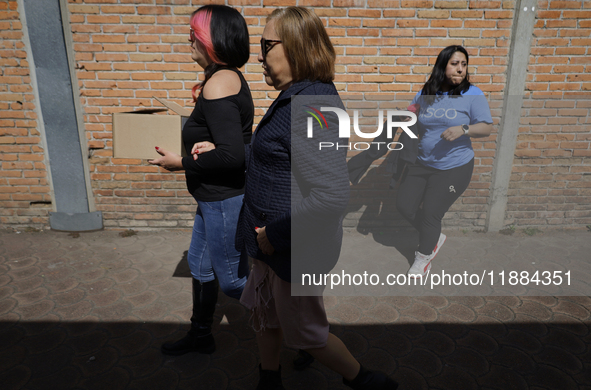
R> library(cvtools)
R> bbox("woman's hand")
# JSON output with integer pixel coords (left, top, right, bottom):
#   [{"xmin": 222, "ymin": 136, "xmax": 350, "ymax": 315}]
[
  {"xmin": 255, "ymin": 226, "xmax": 275, "ymax": 256},
  {"xmin": 148, "ymin": 147, "xmax": 184, "ymax": 171},
  {"xmin": 440, "ymin": 126, "xmax": 465, "ymax": 142},
  {"xmin": 191, "ymin": 141, "xmax": 216, "ymax": 160}
]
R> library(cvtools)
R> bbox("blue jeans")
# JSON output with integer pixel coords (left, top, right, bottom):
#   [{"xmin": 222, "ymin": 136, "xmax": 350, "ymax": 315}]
[{"xmin": 188, "ymin": 194, "xmax": 248, "ymax": 299}]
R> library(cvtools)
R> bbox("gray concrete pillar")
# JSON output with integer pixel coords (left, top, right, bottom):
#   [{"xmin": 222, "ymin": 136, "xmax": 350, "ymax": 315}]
[
  {"xmin": 485, "ymin": 0, "xmax": 538, "ymax": 232},
  {"xmin": 19, "ymin": 0, "xmax": 102, "ymax": 231}
]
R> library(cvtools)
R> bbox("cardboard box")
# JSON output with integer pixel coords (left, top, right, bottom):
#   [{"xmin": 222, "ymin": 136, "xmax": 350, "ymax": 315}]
[{"xmin": 112, "ymin": 97, "xmax": 192, "ymax": 159}]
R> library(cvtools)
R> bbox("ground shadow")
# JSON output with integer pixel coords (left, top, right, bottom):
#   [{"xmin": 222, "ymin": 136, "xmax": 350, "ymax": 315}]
[
  {"xmin": 2, "ymin": 301, "xmax": 590, "ymax": 390},
  {"xmin": 172, "ymin": 251, "xmax": 191, "ymax": 278}
]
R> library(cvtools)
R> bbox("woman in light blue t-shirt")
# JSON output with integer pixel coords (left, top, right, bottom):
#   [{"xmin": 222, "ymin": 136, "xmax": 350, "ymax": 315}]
[{"xmin": 397, "ymin": 45, "xmax": 493, "ymax": 278}]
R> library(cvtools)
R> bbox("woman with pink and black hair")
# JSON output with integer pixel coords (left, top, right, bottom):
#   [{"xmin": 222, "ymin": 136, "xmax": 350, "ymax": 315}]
[{"xmin": 149, "ymin": 5, "xmax": 253, "ymax": 356}]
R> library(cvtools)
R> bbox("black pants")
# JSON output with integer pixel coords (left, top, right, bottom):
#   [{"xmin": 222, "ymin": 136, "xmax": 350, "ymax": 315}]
[{"xmin": 396, "ymin": 159, "xmax": 474, "ymax": 255}]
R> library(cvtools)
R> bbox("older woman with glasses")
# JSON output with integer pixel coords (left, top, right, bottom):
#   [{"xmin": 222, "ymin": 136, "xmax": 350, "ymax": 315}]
[
  {"xmin": 193, "ymin": 7, "xmax": 400, "ymax": 389},
  {"xmin": 149, "ymin": 5, "xmax": 253, "ymax": 356},
  {"xmin": 240, "ymin": 7, "xmax": 398, "ymax": 390}
]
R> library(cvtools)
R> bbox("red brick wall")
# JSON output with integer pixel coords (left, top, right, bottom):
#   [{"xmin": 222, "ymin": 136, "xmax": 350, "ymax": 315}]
[
  {"xmin": 1, "ymin": 0, "xmax": 589, "ymax": 230},
  {"xmin": 506, "ymin": 0, "xmax": 591, "ymax": 227},
  {"xmin": 340, "ymin": 0, "xmax": 513, "ymax": 229},
  {"xmin": 0, "ymin": 1, "xmax": 52, "ymax": 227}
]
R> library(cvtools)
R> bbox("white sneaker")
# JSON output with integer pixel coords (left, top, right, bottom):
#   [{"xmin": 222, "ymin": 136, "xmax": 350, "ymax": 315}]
[
  {"xmin": 431, "ymin": 233, "xmax": 447, "ymax": 261},
  {"xmin": 408, "ymin": 233, "xmax": 447, "ymax": 279},
  {"xmin": 408, "ymin": 251, "xmax": 432, "ymax": 279}
]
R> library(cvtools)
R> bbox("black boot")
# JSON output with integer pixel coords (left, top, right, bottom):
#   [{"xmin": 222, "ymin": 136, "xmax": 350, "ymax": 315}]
[
  {"xmin": 256, "ymin": 365, "xmax": 285, "ymax": 390},
  {"xmin": 343, "ymin": 365, "xmax": 399, "ymax": 390},
  {"xmin": 161, "ymin": 278, "xmax": 218, "ymax": 355}
]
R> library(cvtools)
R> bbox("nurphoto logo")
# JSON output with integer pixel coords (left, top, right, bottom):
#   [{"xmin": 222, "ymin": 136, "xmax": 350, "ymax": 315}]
[{"xmin": 304, "ymin": 107, "xmax": 418, "ymax": 150}]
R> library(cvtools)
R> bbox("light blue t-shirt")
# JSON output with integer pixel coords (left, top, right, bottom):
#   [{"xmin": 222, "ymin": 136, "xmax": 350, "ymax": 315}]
[{"xmin": 411, "ymin": 85, "xmax": 493, "ymax": 170}]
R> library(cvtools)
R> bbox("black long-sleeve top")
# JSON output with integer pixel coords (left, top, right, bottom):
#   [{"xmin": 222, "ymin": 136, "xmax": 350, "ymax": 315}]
[{"xmin": 181, "ymin": 68, "xmax": 253, "ymax": 202}]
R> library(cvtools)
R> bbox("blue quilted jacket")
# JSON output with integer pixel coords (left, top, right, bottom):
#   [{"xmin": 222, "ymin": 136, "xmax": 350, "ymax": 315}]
[{"xmin": 236, "ymin": 80, "xmax": 350, "ymax": 282}]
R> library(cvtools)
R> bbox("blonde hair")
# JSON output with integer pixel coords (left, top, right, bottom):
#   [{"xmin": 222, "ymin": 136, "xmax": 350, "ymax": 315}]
[{"xmin": 267, "ymin": 7, "xmax": 335, "ymax": 83}]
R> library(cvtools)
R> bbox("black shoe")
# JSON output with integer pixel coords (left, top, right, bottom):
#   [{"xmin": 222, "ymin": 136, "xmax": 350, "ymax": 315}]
[
  {"xmin": 161, "ymin": 330, "xmax": 215, "ymax": 356},
  {"xmin": 161, "ymin": 278, "xmax": 218, "ymax": 356},
  {"xmin": 256, "ymin": 365, "xmax": 285, "ymax": 390},
  {"xmin": 293, "ymin": 349, "xmax": 314, "ymax": 370},
  {"xmin": 343, "ymin": 365, "xmax": 399, "ymax": 390}
]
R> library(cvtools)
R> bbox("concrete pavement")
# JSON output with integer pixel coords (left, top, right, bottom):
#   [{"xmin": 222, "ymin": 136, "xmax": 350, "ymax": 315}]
[{"xmin": 0, "ymin": 227, "xmax": 590, "ymax": 390}]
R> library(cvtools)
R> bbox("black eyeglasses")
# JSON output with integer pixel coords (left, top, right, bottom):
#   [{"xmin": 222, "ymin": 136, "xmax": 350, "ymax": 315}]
[{"xmin": 260, "ymin": 38, "xmax": 282, "ymax": 61}]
